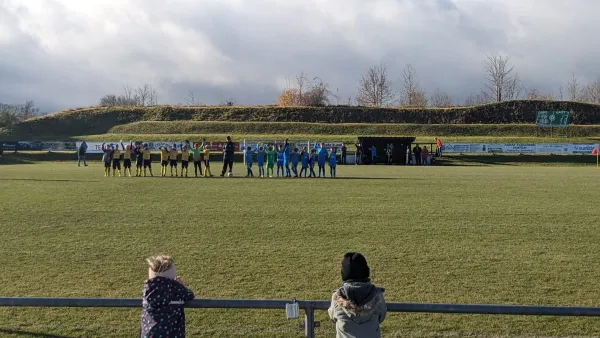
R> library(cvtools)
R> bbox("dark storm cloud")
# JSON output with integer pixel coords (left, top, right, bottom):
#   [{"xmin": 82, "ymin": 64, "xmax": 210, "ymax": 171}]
[{"xmin": 1, "ymin": 0, "xmax": 599, "ymax": 112}]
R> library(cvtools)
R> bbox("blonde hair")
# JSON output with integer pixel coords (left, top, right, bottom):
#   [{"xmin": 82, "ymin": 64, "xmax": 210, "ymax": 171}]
[{"xmin": 146, "ymin": 255, "xmax": 174, "ymax": 273}]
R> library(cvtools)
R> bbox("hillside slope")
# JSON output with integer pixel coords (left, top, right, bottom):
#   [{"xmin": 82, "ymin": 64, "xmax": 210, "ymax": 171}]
[
  {"xmin": 107, "ymin": 121, "xmax": 600, "ymax": 138},
  {"xmin": 1, "ymin": 100, "xmax": 599, "ymax": 140}
]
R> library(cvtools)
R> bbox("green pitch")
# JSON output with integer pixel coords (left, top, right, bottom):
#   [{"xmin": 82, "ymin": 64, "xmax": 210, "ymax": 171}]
[{"xmin": 1, "ymin": 163, "xmax": 600, "ymax": 337}]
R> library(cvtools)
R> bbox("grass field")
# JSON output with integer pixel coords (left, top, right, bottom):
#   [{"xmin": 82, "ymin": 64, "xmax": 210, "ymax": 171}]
[{"xmin": 2, "ymin": 162, "xmax": 600, "ymax": 337}]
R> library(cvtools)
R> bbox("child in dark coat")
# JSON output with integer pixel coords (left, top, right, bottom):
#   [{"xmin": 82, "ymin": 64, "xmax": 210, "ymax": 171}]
[
  {"xmin": 141, "ymin": 255, "xmax": 195, "ymax": 338},
  {"xmin": 328, "ymin": 252, "xmax": 386, "ymax": 338}
]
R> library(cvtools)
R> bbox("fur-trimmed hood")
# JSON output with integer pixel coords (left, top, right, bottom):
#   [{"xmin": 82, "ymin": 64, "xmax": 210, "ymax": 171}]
[{"xmin": 332, "ymin": 282, "xmax": 385, "ymax": 323}]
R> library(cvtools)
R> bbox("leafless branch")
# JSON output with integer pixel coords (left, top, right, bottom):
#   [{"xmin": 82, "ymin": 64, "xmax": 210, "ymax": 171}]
[
  {"xmin": 483, "ymin": 53, "xmax": 522, "ymax": 102},
  {"xmin": 356, "ymin": 64, "xmax": 394, "ymax": 107},
  {"xmin": 400, "ymin": 64, "xmax": 427, "ymax": 106}
]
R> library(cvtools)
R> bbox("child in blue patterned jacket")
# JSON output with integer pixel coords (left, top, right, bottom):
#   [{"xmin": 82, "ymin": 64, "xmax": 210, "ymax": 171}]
[{"xmin": 141, "ymin": 255, "xmax": 195, "ymax": 338}]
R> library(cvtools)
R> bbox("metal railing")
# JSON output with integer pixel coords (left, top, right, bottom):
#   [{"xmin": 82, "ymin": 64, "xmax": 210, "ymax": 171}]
[{"xmin": 3, "ymin": 297, "xmax": 600, "ymax": 337}]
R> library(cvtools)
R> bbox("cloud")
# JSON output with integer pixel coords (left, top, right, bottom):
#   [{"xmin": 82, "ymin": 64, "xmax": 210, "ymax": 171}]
[{"xmin": 0, "ymin": 0, "xmax": 599, "ymax": 111}]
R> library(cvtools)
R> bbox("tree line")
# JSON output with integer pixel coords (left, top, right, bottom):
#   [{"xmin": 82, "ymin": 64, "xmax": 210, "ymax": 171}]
[
  {"xmin": 0, "ymin": 101, "xmax": 40, "ymax": 128},
  {"xmin": 277, "ymin": 53, "xmax": 600, "ymax": 107},
  {"xmin": 99, "ymin": 84, "xmax": 159, "ymax": 107},
  {"xmin": 95, "ymin": 54, "xmax": 600, "ymax": 109}
]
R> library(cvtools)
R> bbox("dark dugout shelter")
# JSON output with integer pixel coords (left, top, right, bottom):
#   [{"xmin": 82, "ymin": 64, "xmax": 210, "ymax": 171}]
[{"xmin": 357, "ymin": 136, "xmax": 416, "ymax": 165}]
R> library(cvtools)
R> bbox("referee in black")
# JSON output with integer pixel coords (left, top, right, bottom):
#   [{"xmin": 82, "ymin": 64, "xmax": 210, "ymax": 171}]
[{"xmin": 220, "ymin": 136, "xmax": 235, "ymax": 176}]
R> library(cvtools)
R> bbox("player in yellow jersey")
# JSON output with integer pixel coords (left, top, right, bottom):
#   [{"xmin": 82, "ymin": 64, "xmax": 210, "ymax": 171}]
[
  {"xmin": 120, "ymin": 140, "xmax": 134, "ymax": 177},
  {"xmin": 142, "ymin": 144, "xmax": 154, "ymax": 177},
  {"xmin": 203, "ymin": 142, "xmax": 213, "ymax": 177},
  {"xmin": 180, "ymin": 144, "xmax": 191, "ymax": 178},
  {"xmin": 159, "ymin": 146, "xmax": 169, "ymax": 177},
  {"xmin": 112, "ymin": 144, "xmax": 122, "ymax": 177},
  {"xmin": 169, "ymin": 144, "xmax": 179, "ymax": 177}
]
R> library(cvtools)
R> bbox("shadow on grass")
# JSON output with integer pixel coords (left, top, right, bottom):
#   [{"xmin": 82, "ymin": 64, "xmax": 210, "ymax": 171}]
[
  {"xmin": 0, "ymin": 328, "xmax": 71, "ymax": 338},
  {"xmin": 438, "ymin": 155, "xmax": 596, "ymax": 166},
  {"xmin": 112, "ymin": 176, "xmax": 419, "ymax": 180},
  {"xmin": 0, "ymin": 178, "xmax": 100, "ymax": 183}
]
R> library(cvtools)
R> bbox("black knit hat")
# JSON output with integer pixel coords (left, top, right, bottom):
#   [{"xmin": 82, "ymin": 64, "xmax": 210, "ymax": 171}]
[{"xmin": 341, "ymin": 252, "xmax": 370, "ymax": 282}]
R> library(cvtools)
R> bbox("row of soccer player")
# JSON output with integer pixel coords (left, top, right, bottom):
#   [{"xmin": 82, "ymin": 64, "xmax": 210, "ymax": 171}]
[
  {"xmin": 242, "ymin": 140, "xmax": 339, "ymax": 178},
  {"xmin": 100, "ymin": 140, "xmax": 339, "ymax": 178},
  {"xmin": 100, "ymin": 141, "xmax": 212, "ymax": 177}
]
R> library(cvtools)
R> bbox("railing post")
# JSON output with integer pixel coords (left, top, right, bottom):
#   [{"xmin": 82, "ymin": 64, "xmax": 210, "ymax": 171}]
[{"xmin": 305, "ymin": 306, "xmax": 315, "ymax": 338}]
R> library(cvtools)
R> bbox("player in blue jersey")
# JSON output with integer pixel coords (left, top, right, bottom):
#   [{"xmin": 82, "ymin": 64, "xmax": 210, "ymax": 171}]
[
  {"xmin": 309, "ymin": 149, "xmax": 318, "ymax": 178},
  {"xmin": 283, "ymin": 139, "xmax": 291, "ymax": 177},
  {"xmin": 328, "ymin": 147, "xmax": 337, "ymax": 178},
  {"xmin": 244, "ymin": 146, "xmax": 255, "ymax": 177},
  {"xmin": 276, "ymin": 144, "xmax": 285, "ymax": 177},
  {"xmin": 300, "ymin": 147, "xmax": 309, "ymax": 177},
  {"xmin": 256, "ymin": 144, "xmax": 266, "ymax": 178},
  {"xmin": 316, "ymin": 142, "xmax": 328, "ymax": 178},
  {"xmin": 290, "ymin": 147, "xmax": 300, "ymax": 177}
]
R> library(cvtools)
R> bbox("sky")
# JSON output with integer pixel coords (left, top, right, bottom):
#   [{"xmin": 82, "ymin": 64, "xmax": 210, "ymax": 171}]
[{"xmin": 1, "ymin": 0, "xmax": 599, "ymax": 112}]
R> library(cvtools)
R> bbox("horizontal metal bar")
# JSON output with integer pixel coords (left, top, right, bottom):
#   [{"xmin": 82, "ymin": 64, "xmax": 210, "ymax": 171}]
[{"xmin": 2, "ymin": 298, "xmax": 600, "ymax": 317}]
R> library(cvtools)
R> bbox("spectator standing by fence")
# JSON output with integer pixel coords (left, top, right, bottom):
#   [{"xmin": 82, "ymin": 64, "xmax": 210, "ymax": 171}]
[
  {"xmin": 421, "ymin": 146, "xmax": 429, "ymax": 165},
  {"xmin": 435, "ymin": 137, "xmax": 443, "ymax": 157},
  {"xmin": 355, "ymin": 142, "xmax": 362, "ymax": 165},
  {"xmin": 220, "ymin": 136, "xmax": 235, "ymax": 177},
  {"xmin": 385, "ymin": 143, "xmax": 393, "ymax": 165},
  {"xmin": 328, "ymin": 252, "xmax": 387, "ymax": 338},
  {"xmin": 412, "ymin": 144, "xmax": 422, "ymax": 166},
  {"xmin": 77, "ymin": 141, "xmax": 88, "ymax": 167},
  {"xmin": 341, "ymin": 143, "xmax": 347, "ymax": 164},
  {"xmin": 141, "ymin": 255, "xmax": 195, "ymax": 338},
  {"xmin": 369, "ymin": 145, "xmax": 377, "ymax": 164}
]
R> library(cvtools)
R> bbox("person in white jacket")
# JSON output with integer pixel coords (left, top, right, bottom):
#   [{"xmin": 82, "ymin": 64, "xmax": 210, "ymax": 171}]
[{"xmin": 328, "ymin": 252, "xmax": 387, "ymax": 338}]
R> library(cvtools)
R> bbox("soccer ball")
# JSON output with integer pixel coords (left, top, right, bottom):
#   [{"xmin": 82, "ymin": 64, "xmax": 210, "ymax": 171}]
[{"xmin": 227, "ymin": 172, "xmax": 233, "ymax": 177}]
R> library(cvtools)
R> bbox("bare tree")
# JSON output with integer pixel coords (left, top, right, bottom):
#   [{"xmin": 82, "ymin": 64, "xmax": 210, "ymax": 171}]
[
  {"xmin": 557, "ymin": 85, "xmax": 564, "ymax": 101},
  {"xmin": 296, "ymin": 72, "xmax": 309, "ymax": 104},
  {"xmin": 429, "ymin": 89, "xmax": 453, "ymax": 107},
  {"xmin": 333, "ymin": 88, "xmax": 341, "ymax": 105},
  {"xmin": 100, "ymin": 94, "xmax": 117, "ymax": 106},
  {"xmin": 301, "ymin": 77, "xmax": 331, "ymax": 106},
  {"xmin": 20, "ymin": 100, "xmax": 39, "ymax": 120},
  {"xmin": 220, "ymin": 98, "xmax": 236, "ymax": 106},
  {"xmin": 483, "ymin": 53, "xmax": 522, "ymax": 102},
  {"xmin": 527, "ymin": 89, "xmax": 554, "ymax": 101},
  {"xmin": 277, "ymin": 73, "xmax": 332, "ymax": 106},
  {"xmin": 0, "ymin": 100, "xmax": 39, "ymax": 128},
  {"xmin": 566, "ymin": 73, "xmax": 583, "ymax": 101},
  {"xmin": 123, "ymin": 85, "xmax": 134, "ymax": 101},
  {"xmin": 464, "ymin": 92, "xmax": 489, "ymax": 106},
  {"xmin": 185, "ymin": 91, "xmax": 202, "ymax": 106},
  {"xmin": 582, "ymin": 78, "xmax": 600, "ymax": 104},
  {"xmin": 100, "ymin": 84, "xmax": 160, "ymax": 106},
  {"xmin": 400, "ymin": 64, "xmax": 427, "ymax": 106},
  {"xmin": 136, "ymin": 84, "xmax": 151, "ymax": 106},
  {"xmin": 148, "ymin": 87, "xmax": 158, "ymax": 106},
  {"xmin": 356, "ymin": 64, "xmax": 395, "ymax": 107},
  {"xmin": 100, "ymin": 94, "xmax": 138, "ymax": 106}
]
